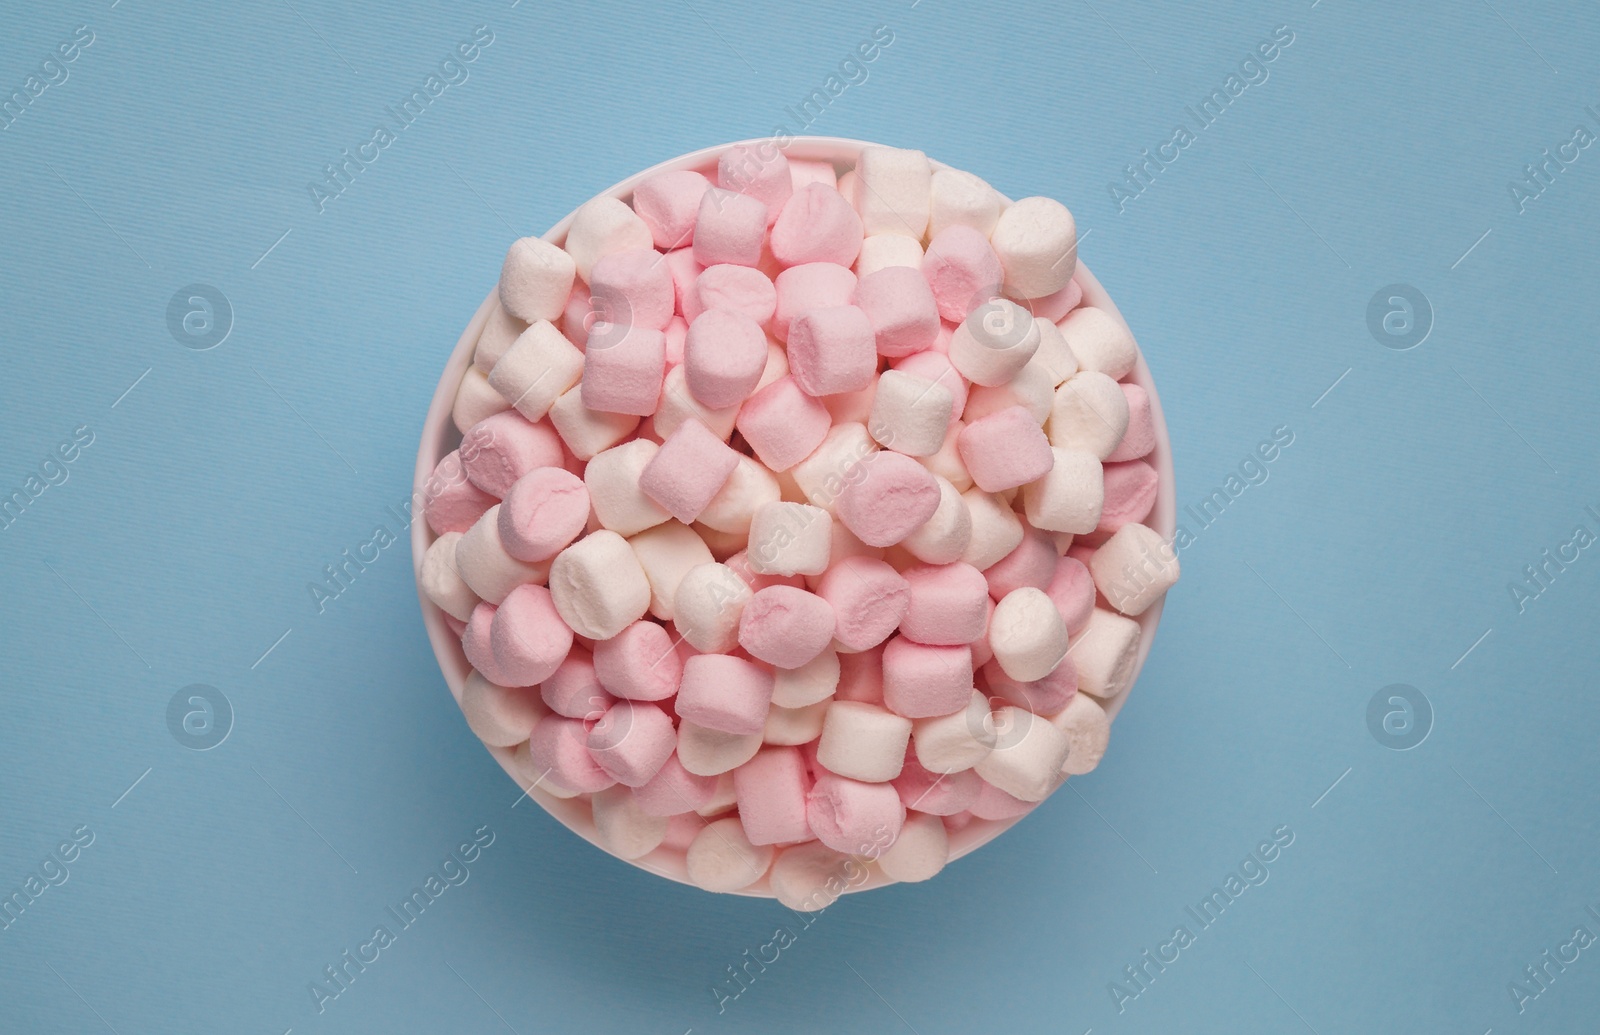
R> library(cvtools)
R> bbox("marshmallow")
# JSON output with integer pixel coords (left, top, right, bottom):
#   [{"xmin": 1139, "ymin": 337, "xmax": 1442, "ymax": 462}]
[
  {"xmin": 1098, "ymin": 459, "xmax": 1159, "ymax": 533},
  {"xmin": 787, "ymin": 306, "xmax": 878, "ymax": 397},
  {"xmin": 834, "ymin": 450, "xmax": 941, "ymax": 548},
  {"xmin": 877, "ymin": 811, "xmax": 949, "ymax": 883},
  {"xmin": 949, "ymin": 299, "xmax": 1041, "ymax": 387},
  {"xmin": 982, "ymin": 528, "xmax": 1056, "ymax": 600},
  {"xmin": 548, "ymin": 529, "xmax": 652, "ymax": 639},
  {"xmin": 684, "ymin": 308, "xmax": 767, "ymax": 408},
  {"xmin": 822, "ymin": 381, "xmax": 876, "ymax": 426},
  {"xmin": 853, "ymin": 265, "xmax": 941, "ymax": 359},
  {"xmin": 1046, "ymin": 556, "xmax": 1096, "ymax": 636},
  {"xmin": 1048, "ymin": 371, "xmax": 1129, "ymax": 458},
  {"xmin": 985, "ymin": 654, "xmax": 1077, "ymax": 715},
  {"xmin": 959, "ymin": 488, "xmax": 1025, "ymax": 570},
  {"xmin": 564, "ymin": 196, "xmax": 653, "ymax": 283},
  {"xmin": 963, "ymin": 358, "xmax": 1055, "ymax": 425},
  {"xmin": 739, "ymin": 585, "xmax": 835, "ymax": 669},
  {"xmin": 900, "ymin": 562, "xmax": 989, "ymax": 645},
  {"xmin": 1090, "ymin": 522, "xmax": 1178, "ymax": 617},
  {"xmin": 549, "ymin": 385, "xmax": 640, "ymax": 460},
  {"xmin": 1022, "ymin": 448, "xmax": 1104, "ymax": 534},
  {"xmin": 1029, "ymin": 317, "xmax": 1080, "ymax": 387},
  {"xmin": 499, "ymin": 237, "xmax": 578, "ymax": 322},
  {"xmin": 1049, "ymin": 691, "xmax": 1109, "ymax": 776},
  {"xmin": 894, "ymin": 350, "xmax": 968, "ymax": 424},
  {"xmin": 461, "ymin": 411, "xmax": 565, "ymax": 498},
  {"xmin": 586, "ymin": 440, "xmax": 670, "ymax": 536},
  {"xmin": 736, "ymin": 377, "xmax": 832, "ymax": 472},
  {"xmin": 892, "ymin": 751, "xmax": 981, "ymax": 816},
  {"xmin": 773, "ymin": 262, "xmax": 856, "ymax": 340},
  {"xmin": 686, "ymin": 816, "xmax": 774, "ymax": 891},
  {"xmin": 816, "ymin": 701, "xmax": 912, "ymax": 782},
  {"xmin": 769, "ymin": 841, "xmax": 854, "ymax": 912},
  {"xmin": 461, "ymin": 603, "xmax": 512, "ymax": 686},
  {"xmin": 474, "ymin": 303, "xmax": 527, "ymax": 373},
  {"xmin": 1105, "ymin": 383, "xmax": 1155, "ymax": 462},
  {"xmin": 663, "ymin": 248, "xmax": 703, "ymax": 318},
  {"xmin": 699, "ymin": 455, "xmax": 782, "ymax": 535},
  {"xmin": 457, "ymin": 505, "xmax": 548, "ymax": 604},
  {"xmin": 489, "ymin": 321, "xmax": 585, "ymax": 422},
  {"xmin": 734, "ymin": 747, "xmax": 812, "ymax": 845},
  {"xmin": 672, "ymin": 562, "xmax": 752, "ymax": 653},
  {"xmin": 528, "ymin": 714, "xmax": 615, "ymax": 794},
  {"xmin": 491, "ymin": 583, "xmax": 574, "ymax": 686},
  {"xmin": 718, "ymin": 144, "xmax": 792, "ymax": 225},
  {"xmin": 677, "ymin": 653, "xmax": 775, "ymax": 735},
  {"xmin": 922, "ymin": 225, "xmax": 1003, "ymax": 323},
  {"xmin": 499, "ymin": 467, "xmax": 590, "ymax": 562},
  {"xmin": 581, "ymin": 325, "xmax": 666, "ymax": 417},
  {"xmin": 540, "ymin": 648, "xmax": 613, "ymax": 720},
  {"xmin": 928, "ymin": 168, "xmax": 1002, "ymax": 238},
  {"xmin": 634, "ymin": 754, "xmax": 719, "ymax": 816},
  {"xmin": 1070, "ymin": 607, "xmax": 1142, "ymax": 699},
  {"xmin": 588, "ymin": 700, "xmax": 677, "ymax": 787},
  {"xmin": 455, "ymin": 365, "xmax": 512, "ymax": 433},
  {"xmin": 561, "ymin": 282, "xmax": 595, "ymax": 350},
  {"xmin": 423, "ymin": 451, "xmax": 496, "ymax": 535},
  {"xmin": 1057, "ymin": 306, "xmax": 1136, "ymax": 379},
  {"xmin": 589, "ymin": 248, "xmax": 674, "ymax": 331},
  {"xmin": 853, "ymin": 146, "xmax": 931, "ymax": 238},
  {"xmin": 590, "ymin": 784, "xmax": 669, "ymax": 859},
  {"xmin": 678, "ymin": 720, "xmax": 765, "ymax": 777},
  {"xmin": 958, "ymin": 406, "xmax": 1054, "ymax": 492},
  {"xmin": 911, "ymin": 689, "xmax": 995, "ymax": 772},
  {"xmin": 640, "ymin": 418, "xmax": 740, "ymax": 524},
  {"xmin": 882, "ymin": 636, "xmax": 975, "ymax": 718},
  {"xmin": 806, "ymin": 772, "xmax": 906, "ymax": 855},
  {"xmin": 459, "ymin": 670, "xmax": 545, "ymax": 747},
  {"xmin": 628, "ymin": 521, "xmax": 714, "ymax": 620},
  {"xmin": 990, "ymin": 196, "xmax": 1077, "ymax": 299},
  {"xmin": 689, "ymin": 263, "xmax": 776, "ymax": 326},
  {"xmin": 989, "ymin": 587, "xmax": 1069, "ymax": 682},
  {"xmin": 764, "ymin": 700, "xmax": 831, "ymax": 746},
  {"xmin": 653, "ymin": 364, "xmax": 739, "ymax": 442},
  {"xmin": 771, "ymin": 649, "xmax": 840, "ymax": 708},
  {"xmin": 857, "ymin": 233, "xmax": 924, "ymax": 276},
  {"xmin": 694, "ymin": 188, "xmax": 767, "ymax": 267},
  {"xmin": 868, "ymin": 369, "xmax": 951, "ymax": 457},
  {"xmin": 791, "ymin": 422, "xmax": 878, "ymax": 512},
  {"xmin": 747, "ymin": 501, "xmax": 832, "ymax": 577},
  {"xmin": 726, "ymin": 550, "xmax": 804, "ymax": 593},
  {"xmin": 697, "ymin": 772, "xmax": 740, "ymax": 817},
  {"xmin": 815, "ymin": 556, "xmax": 910, "ymax": 652},
  {"xmin": 974, "ymin": 706, "xmax": 1070, "ymax": 801},
  {"xmin": 770, "ymin": 183, "xmax": 863, "ymax": 267},
  {"xmin": 421, "ymin": 532, "xmax": 479, "ymax": 622},
  {"xmin": 901, "ymin": 475, "xmax": 973, "ymax": 565},
  {"xmin": 789, "ymin": 159, "xmax": 839, "ymax": 191},
  {"xmin": 593, "ymin": 619, "xmax": 682, "ymax": 701},
  {"xmin": 631, "ymin": 169, "xmax": 711, "ymax": 250},
  {"xmin": 968, "ymin": 779, "xmax": 1035, "ymax": 820}
]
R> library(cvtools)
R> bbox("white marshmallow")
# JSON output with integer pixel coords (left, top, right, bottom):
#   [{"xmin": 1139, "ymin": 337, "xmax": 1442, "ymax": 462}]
[
  {"xmin": 1090, "ymin": 523, "xmax": 1179, "ymax": 617},
  {"xmin": 548, "ymin": 529, "xmax": 652, "ymax": 639},
  {"xmin": 696, "ymin": 772, "xmax": 739, "ymax": 816},
  {"xmin": 948, "ymin": 299, "xmax": 1041, "ymax": 387},
  {"xmin": 817, "ymin": 701, "xmax": 912, "ymax": 782},
  {"xmin": 460, "ymin": 670, "xmax": 545, "ymax": 747},
  {"xmin": 677, "ymin": 721, "xmax": 764, "ymax": 777},
  {"xmin": 654, "ymin": 364, "xmax": 739, "ymax": 442},
  {"xmin": 590, "ymin": 785, "xmax": 668, "ymax": 860},
  {"xmin": 928, "ymin": 168, "xmax": 1003, "ymax": 239},
  {"xmin": 791, "ymin": 422, "xmax": 878, "ymax": 512},
  {"xmin": 586, "ymin": 440, "xmax": 670, "ymax": 536},
  {"xmin": 488, "ymin": 321, "xmax": 584, "ymax": 422},
  {"xmin": 474, "ymin": 303, "xmax": 528, "ymax": 373},
  {"xmin": 902, "ymin": 475, "xmax": 972, "ymax": 565},
  {"xmin": 990, "ymin": 587, "xmax": 1069, "ymax": 682},
  {"xmin": 1050, "ymin": 692, "xmax": 1110, "ymax": 776},
  {"xmin": 699, "ymin": 455, "xmax": 782, "ymax": 536},
  {"xmin": 548, "ymin": 385, "xmax": 640, "ymax": 461},
  {"xmin": 763, "ymin": 700, "xmax": 830, "ymax": 746},
  {"xmin": 869, "ymin": 369, "xmax": 952, "ymax": 458},
  {"xmin": 920, "ymin": 423, "xmax": 974, "ymax": 493},
  {"xmin": 771, "ymin": 649, "xmax": 840, "ymax": 708},
  {"xmin": 747, "ymin": 501, "xmax": 832, "ymax": 577},
  {"xmin": 877, "ymin": 811, "xmax": 949, "ymax": 883},
  {"xmin": 1070, "ymin": 607, "xmax": 1143, "ymax": 700},
  {"xmin": 499, "ymin": 237, "xmax": 577, "ymax": 322},
  {"xmin": 453, "ymin": 365, "xmax": 511, "ymax": 434},
  {"xmin": 685, "ymin": 816, "xmax": 773, "ymax": 892},
  {"xmin": 856, "ymin": 233, "xmax": 924, "ymax": 276},
  {"xmin": 770, "ymin": 841, "xmax": 853, "ymax": 911},
  {"xmin": 456, "ymin": 505, "xmax": 548, "ymax": 604},
  {"xmin": 959, "ymin": 488, "xmax": 1025, "ymax": 570},
  {"xmin": 563, "ymin": 196, "xmax": 653, "ymax": 283},
  {"xmin": 1030, "ymin": 317, "xmax": 1080, "ymax": 387},
  {"xmin": 990, "ymin": 196, "xmax": 1077, "ymax": 299},
  {"xmin": 421, "ymin": 531, "xmax": 480, "ymax": 621},
  {"xmin": 629, "ymin": 521, "xmax": 714, "ymax": 620},
  {"xmin": 672, "ymin": 562, "xmax": 751, "ymax": 653},
  {"xmin": 1048, "ymin": 371, "xmax": 1129, "ymax": 458},
  {"xmin": 853, "ymin": 146, "xmax": 932, "ymax": 238},
  {"xmin": 912, "ymin": 689, "xmax": 995, "ymax": 773},
  {"xmin": 963, "ymin": 359, "xmax": 1054, "ymax": 425},
  {"xmin": 1057, "ymin": 306, "xmax": 1136, "ymax": 380},
  {"xmin": 1022, "ymin": 448, "xmax": 1103, "ymax": 534},
  {"xmin": 975, "ymin": 706, "xmax": 1071, "ymax": 801}
]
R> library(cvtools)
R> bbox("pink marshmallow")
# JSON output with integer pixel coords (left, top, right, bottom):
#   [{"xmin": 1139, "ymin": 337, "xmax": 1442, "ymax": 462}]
[
  {"xmin": 1024, "ymin": 276, "xmax": 1084, "ymax": 323},
  {"xmin": 688, "ymin": 263, "xmax": 776, "ymax": 326},
  {"xmin": 588, "ymin": 248, "xmax": 674, "ymax": 331},
  {"xmin": 1098, "ymin": 459, "xmax": 1159, "ymax": 533},
  {"xmin": 593, "ymin": 620, "xmax": 682, "ymax": 701},
  {"xmin": 815, "ymin": 556, "xmax": 910, "ymax": 651},
  {"xmin": 958, "ymin": 406, "xmax": 1054, "ymax": 492},
  {"xmin": 983, "ymin": 655, "xmax": 1077, "ymax": 715},
  {"xmin": 631, "ymin": 169, "xmax": 711, "ymax": 251},
  {"xmin": 424, "ymin": 450, "xmax": 496, "ymax": 534},
  {"xmin": 922, "ymin": 225, "xmax": 1003, "ymax": 323},
  {"xmin": 718, "ymin": 144, "xmax": 792, "ymax": 226},
  {"xmin": 735, "ymin": 376, "xmax": 832, "ymax": 472},
  {"xmin": 1105, "ymin": 383, "xmax": 1155, "ymax": 462},
  {"xmin": 462, "ymin": 602, "xmax": 517, "ymax": 686},
  {"xmin": 806, "ymin": 773, "xmax": 905, "ymax": 854},
  {"xmin": 461, "ymin": 412, "xmax": 565, "ymax": 497},
  {"xmin": 540, "ymin": 647, "xmax": 615, "ymax": 720},
  {"xmin": 882, "ymin": 636, "xmax": 975, "ymax": 718},
  {"xmin": 684, "ymin": 308, "xmax": 768, "ymax": 409},
  {"xmin": 835, "ymin": 645, "xmax": 886, "ymax": 704},
  {"xmin": 1045, "ymin": 556, "xmax": 1096, "ymax": 636},
  {"xmin": 498, "ymin": 467, "xmax": 590, "ymax": 562},
  {"xmin": 581, "ymin": 325, "xmax": 666, "ymax": 416},
  {"xmin": 854, "ymin": 265, "xmax": 941, "ymax": 358},
  {"xmin": 734, "ymin": 746, "xmax": 812, "ymax": 845},
  {"xmin": 675, "ymin": 653, "xmax": 775, "ymax": 734},
  {"xmin": 587, "ymin": 699, "xmax": 677, "ymax": 786},
  {"xmin": 892, "ymin": 351, "xmax": 968, "ymax": 423},
  {"xmin": 970, "ymin": 595, "xmax": 997, "ymax": 669},
  {"xmin": 663, "ymin": 315, "xmax": 688, "ymax": 368},
  {"xmin": 663, "ymin": 248, "xmax": 703, "ymax": 317},
  {"xmin": 983, "ymin": 527, "xmax": 1057, "ymax": 600},
  {"xmin": 769, "ymin": 184, "xmax": 863, "ymax": 268},
  {"xmin": 490, "ymin": 583, "xmax": 574, "ymax": 686},
  {"xmin": 639, "ymin": 418, "xmax": 740, "ymax": 523},
  {"xmin": 528, "ymin": 715, "xmax": 615, "ymax": 794},
  {"xmin": 738, "ymin": 585, "xmax": 836, "ymax": 669},
  {"xmin": 892, "ymin": 750, "xmax": 981, "ymax": 815},
  {"xmin": 900, "ymin": 562, "xmax": 990, "ymax": 645},
  {"xmin": 693, "ymin": 188, "xmax": 767, "ymax": 267},
  {"xmin": 786, "ymin": 306, "xmax": 878, "ymax": 397},
  {"xmin": 834, "ymin": 450, "xmax": 941, "ymax": 548},
  {"xmin": 562, "ymin": 282, "xmax": 593, "ymax": 349},
  {"xmin": 968, "ymin": 778, "xmax": 1035, "ymax": 820},
  {"xmin": 633, "ymin": 754, "xmax": 719, "ymax": 816},
  {"xmin": 443, "ymin": 614, "xmax": 468, "ymax": 638},
  {"xmin": 773, "ymin": 262, "xmax": 857, "ymax": 340}
]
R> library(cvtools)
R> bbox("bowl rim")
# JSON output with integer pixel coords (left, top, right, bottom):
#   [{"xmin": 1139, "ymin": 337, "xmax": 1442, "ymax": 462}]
[{"xmin": 410, "ymin": 136, "xmax": 1175, "ymax": 897}]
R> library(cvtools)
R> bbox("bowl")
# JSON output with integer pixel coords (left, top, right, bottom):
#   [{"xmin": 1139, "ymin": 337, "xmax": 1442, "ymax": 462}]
[{"xmin": 411, "ymin": 137, "xmax": 1175, "ymax": 896}]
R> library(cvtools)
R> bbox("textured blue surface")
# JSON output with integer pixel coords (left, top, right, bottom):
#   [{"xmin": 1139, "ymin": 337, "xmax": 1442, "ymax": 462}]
[{"xmin": 3, "ymin": 2, "xmax": 1598, "ymax": 1032}]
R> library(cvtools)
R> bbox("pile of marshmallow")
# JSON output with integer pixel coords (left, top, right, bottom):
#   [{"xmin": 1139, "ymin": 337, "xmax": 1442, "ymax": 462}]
[{"xmin": 418, "ymin": 144, "xmax": 1178, "ymax": 908}]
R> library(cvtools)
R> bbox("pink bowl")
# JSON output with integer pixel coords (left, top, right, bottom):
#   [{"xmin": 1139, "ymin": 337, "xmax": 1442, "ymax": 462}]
[{"xmin": 411, "ymin": 137, "xmax": 1175, "ymax": 896}]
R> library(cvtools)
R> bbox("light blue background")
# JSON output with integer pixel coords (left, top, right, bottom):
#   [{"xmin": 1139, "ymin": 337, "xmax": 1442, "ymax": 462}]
[{"xmin": 3, "ymin": 1, "xmax": 1597, "ymax": 1032}]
